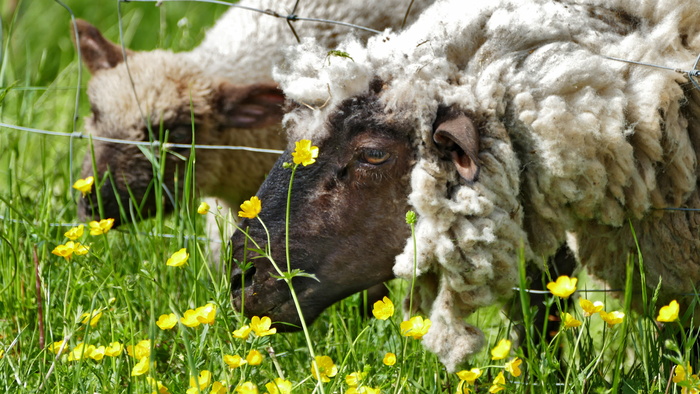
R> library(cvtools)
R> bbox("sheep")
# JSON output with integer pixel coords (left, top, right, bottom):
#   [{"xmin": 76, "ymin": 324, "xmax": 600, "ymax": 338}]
[
  {"xmin": 73, "ymin": 0, "xmax": 434, "ymax": 245},
  {"xmin": 229, "ymin": 0, "xmax": 700, "ymax": 371}
]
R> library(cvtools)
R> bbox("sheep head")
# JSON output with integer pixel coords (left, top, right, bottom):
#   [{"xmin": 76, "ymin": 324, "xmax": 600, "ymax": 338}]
[
  {"xmin": 72, "ymin": 20, "xmax": 285, "ymax": 224},
  {"xmin": 230, "ymin": 82, "xmax": 482, "ymax": 329}
]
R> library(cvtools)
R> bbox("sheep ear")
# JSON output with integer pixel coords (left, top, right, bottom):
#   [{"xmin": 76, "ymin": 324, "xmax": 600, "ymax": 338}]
[
  {"xmin": 217, "ymin": 83, "xmax": 286, "ymax": 129},
  {"xmin": 72, "ymin": 19, "xmax": 130, "ymax": 74},
  {"xmin": 432, "ymin": 107, "xmax": 480, "ymax": 182}
]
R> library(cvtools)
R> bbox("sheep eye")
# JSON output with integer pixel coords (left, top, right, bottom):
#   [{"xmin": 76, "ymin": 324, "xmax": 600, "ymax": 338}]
[
  {"xmin": 360, "ymin": 149, "xmax": 391, "ymax": 165},
  {"xmin": 166, "ymin": 125, "xmax": 193, "ymax": 144}
]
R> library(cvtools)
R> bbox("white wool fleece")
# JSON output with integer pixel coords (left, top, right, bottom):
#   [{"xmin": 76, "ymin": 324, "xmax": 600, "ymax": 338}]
[
  {"xmin": 276, "ymin": 0, "xmax": 700, "ymax": 371},
  {"xmin": 191, "ymin": 0, "xmax": 434, "ymax": 84}
]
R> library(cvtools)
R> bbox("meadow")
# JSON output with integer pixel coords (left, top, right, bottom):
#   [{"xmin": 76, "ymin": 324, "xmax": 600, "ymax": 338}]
[{"xmin": 1, "ymin": 0, "xmax": 699, "ymax": 392}]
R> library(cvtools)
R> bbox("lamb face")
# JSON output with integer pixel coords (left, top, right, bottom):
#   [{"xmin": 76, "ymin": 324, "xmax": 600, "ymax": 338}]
[
  {"xmin": 230, "ymin": 85, "xmax": 484, "ymax": 327},
  {"xmin": 230, "ymin": 92, "xmax": 415, "ymax": 327},
  {"xmin": 74, "ymin": 20, "xmax": 284, "ymax": 223}
]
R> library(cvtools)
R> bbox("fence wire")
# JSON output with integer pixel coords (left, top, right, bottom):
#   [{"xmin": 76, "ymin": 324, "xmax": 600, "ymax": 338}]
[{"xmin": 1, "ymin": 0, "xmax": 700, "ymax": 296}]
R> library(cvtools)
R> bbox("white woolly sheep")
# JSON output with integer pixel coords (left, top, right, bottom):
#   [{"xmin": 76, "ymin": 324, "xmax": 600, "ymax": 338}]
[
  {"xmin": 73, "ymin": 0, "xmax": 433, "ymax": 245},
  {"xmin": 229, "ymin": 0, "xmax": 700, "ymax": 371}
]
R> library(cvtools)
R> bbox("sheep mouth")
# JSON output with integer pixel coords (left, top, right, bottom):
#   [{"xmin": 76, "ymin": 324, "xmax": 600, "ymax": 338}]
[{"xmin": 230, "ymin": 273, "xmax": 316, "ymax": 332}]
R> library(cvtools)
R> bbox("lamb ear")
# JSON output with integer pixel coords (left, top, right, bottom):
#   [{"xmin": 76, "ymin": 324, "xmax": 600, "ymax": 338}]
[
  {"xmin": 71, "ymin": 19, "xmax": 131, "ymax": 73},
  {"xmin": 217, "ymin": 83, "xmax": 286, "ymax": 129},
  {"xmin": 432, "ymin": 106, "xmax": 480, "ymax": 182}
]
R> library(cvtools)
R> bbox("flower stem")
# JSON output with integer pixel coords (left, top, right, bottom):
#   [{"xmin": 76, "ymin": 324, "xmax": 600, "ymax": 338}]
[{"xmin": 285, "ymin": 164, "xmax": 297, "ymax": 273}]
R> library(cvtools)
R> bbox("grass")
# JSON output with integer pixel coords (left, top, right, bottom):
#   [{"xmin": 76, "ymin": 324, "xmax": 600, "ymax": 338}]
[{"xmin": 1, "ymin": 0, "xmax": 700, "ymax": 392}]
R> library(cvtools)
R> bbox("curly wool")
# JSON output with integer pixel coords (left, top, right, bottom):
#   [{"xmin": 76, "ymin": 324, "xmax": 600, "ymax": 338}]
[{"xmin": 276, "ymin": 0, "xmax": 700, "ymax": 371}]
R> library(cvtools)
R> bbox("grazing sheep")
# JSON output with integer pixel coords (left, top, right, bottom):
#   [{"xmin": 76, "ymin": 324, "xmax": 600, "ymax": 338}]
[
  {"xmin": 73, "ymin": 0, "xmax": 433, "ymax": 237},
  {"xmin": 230, "ymin": 0, "xmax": 700, "ymax": 371}
]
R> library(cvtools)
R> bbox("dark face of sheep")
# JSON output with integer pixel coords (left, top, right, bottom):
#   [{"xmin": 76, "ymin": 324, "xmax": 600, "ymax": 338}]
[
  {"xmin": 230, "ymin": 89, "xmax": 480, "ymax": 328},
  {"xmin": 72, "ymin": 20, "xmax": 285, "ymax": 224}
]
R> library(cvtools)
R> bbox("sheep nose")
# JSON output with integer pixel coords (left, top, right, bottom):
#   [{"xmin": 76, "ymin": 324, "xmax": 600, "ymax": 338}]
[{"xmin": 230, "ymin": 264, "xmax": 256, "ymax": 294}]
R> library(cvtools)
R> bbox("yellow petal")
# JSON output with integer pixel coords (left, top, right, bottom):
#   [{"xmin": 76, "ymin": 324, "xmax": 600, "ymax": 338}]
[
  {"xmin": 131, "ymin": 357, "xmax": 150, "ymax": 376},
  {"xmin": 456, "ymin": 368, "xmax": 482, "ymax": 384},
  {"xmin": 546, "ymin": 275, "xmax": 577, "ymax": 298},
  {"xmin": 238, "ymin": 196, "xmax": 262, "ymax": 219},
  {"xmin": 64, "ymin": 225, "xmax": 84, "ymax": 240},
  {"xmin": 382, "ymin": 352, "xmax": 397, "ymax": 366},
  {"xmin": 372, "ymin": 296, "xmax": 394, "ymax": 320},
  {"xmin": 657, "ymin": 300, "xmax": 680, "ymax": 323},
  {"xmin": 490, "ymin": 339, "xmax": 512, "ymax": 360},
  {"xmin": 73, "ymin": 177, "xmax": 94, "ymax": 196},
  {"xmin": 197, "ymin": 201, "xmax": 210, "ymax": 215},
  {"xmin": 246, "ymin": 349, "xmax": 264, "ymax": 366},
  {"xmin": 156, "ymin": 313, "xmax": 178, "ymax": 330},
  {"xmin": 166, "ymin": 248, "xmax": 189, "ymax": 267},
  {"xmin": 224, "ymin": 354, "xmax": 247, "ymax": 369}
]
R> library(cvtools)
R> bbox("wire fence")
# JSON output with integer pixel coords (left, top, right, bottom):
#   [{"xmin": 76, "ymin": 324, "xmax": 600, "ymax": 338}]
[{"xmin": 2, "ymin": 0, "xmax": 700, "ymax": 296}]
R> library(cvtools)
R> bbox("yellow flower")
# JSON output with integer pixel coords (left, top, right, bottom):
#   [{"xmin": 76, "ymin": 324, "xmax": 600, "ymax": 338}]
[
  {"xmin": 105, "ymin": 341, "xmax": 123, "ymax": 357},
  {"xmin": 0, "ymin": 349, "xmax": 3, "ymax": 359},
  {"xmin": 400, "ymin": 316, "xmax": 432, "ymax": 340},
  {"xmin": 489, "ymin": 371, "xmax": 506, "ymax": 393},
  {"xmin": 239, "ymin": 196, "xmax": 262, "ymax": 219},
  {"xmin": 64, "ymin": 225, "xmax": 84, "ymax": 240},
  {"xmin": 265, "ymin": 378, "xmax": 292, "ymax": 394},
  {"xmin": 224, "ymin": 354, "xmax": 247, "ymax": 369},
  {"xmin": 345, "ymin": 371, "xmax": 366, "ymax": 387},
  {"xmin": 505, "ymin": 358, "xmax": 522, "ymax": 377},
  {"xmin": 546, "ymin": 275, "xmax": 577, "ymax": 298},
  {"xmin": 89, "ymin": 345, "xmax": 106, "ymax": 361},
  {"xmin": 48, "ymin": 340, "xmax": 67, "ymax": 355},
  {"xmin": 51, "ymin": 242, "xmax": 74, "ymax": 260},
  {"xmin": 599, "ymin": 310, "xmax": 625, "ymax": 327},
  {"xmin": 674, "ymin": 364, "xmax": 689, "ymax": 384},
  {"xmin": 72, "ymin": 242, "xmax": 90, "ymax": 256},
  {"xmin": 456, "ymin": 381, "xmax": 472, "ymax": 394},
  {"xmin": 657, "ymin": 300, "xmax": 680, "ymax": 323},
  {"xmin": 89, "ymin": 218, "xmax": 114, "ymax": 235},
  {"xmin": 68, "ymin": 343, "xmax": 91, "ymax": 361},
  {"xmin": 382, "ymin": 352, "xmax": 396, "ymax": 366},
  {"xmin": 251, "ymin": 316, "xmax": 277, "ymax": 337},
  {"xmin": 197, "ymin": 201, "xmax": 210, "ymax": 214},
  {"xmin": 579, "ymin": 299, "xmax": 604, "ymax": 317},
  {"xmin": 456, "ymin": 368, "xmax": 482, "ymax": 385},
  {"xmin": 311, "ymin": 355, "xmax": 338, "ymax": 383},
  {"xmin": 233, "ymin": 325, "xmax": 252, "ymax": 340},
  {"xmin": 234, "ymin": 382, "xmax": 259, "ymax": 394},
  {"xmin": 81, "ymin": 310, "xmax": 103, "ymax": 327},
  {"xmin": 372, "ymin": 296, "xmax": 394, "ymax": 320},
  {"xmin": 126, "ymin": 339, "xmax": 151, "ymax": 359},
  {"xmin": 211, "ymin": 381, "xmax": 228, "ymax": 394},
  {"xmin": 190, "ymin": 370, "xmax": 212, "ymax": 391},
  {"xmin": 166, "ymin": 248, "xmax": 189, "ymax": 267},
  {"xmin": 146, "ymin": 377, "xmax": 170, "ymax": 394},
  {"xmin": 490, "ymin": 339, "xmax": 512, "ymax": 360},
  {"xmin": 562, "ymin": 312, "xmax": 582, "ymax": 329},
  {"xmin": 291, "ymin": 139, "xmax": 319, "ymax": 166},
  {"xmin": 131, "ymin": 356, "xmax": 150, "ymax": 376},
  {"xmin": 181, "ymin": 309, "xmax": 202, "ymax": 328},
  {"xmin": 195, "ymin": 303, "xmax": 217, "ymax": 325},
  {"xmin": 246, "ymin": 349, "xmax": 264, "ymax": 366},
  {"xmin": 73, "ymin": 176, "xmax": 94, "ymax": 197},
  {"xmin": 156, "ymin": 313, "xmax": 178, "ymax": 330},
  {"xmin": 347, "ymin": 387, "xmax": 380, "ymax": 394}
]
